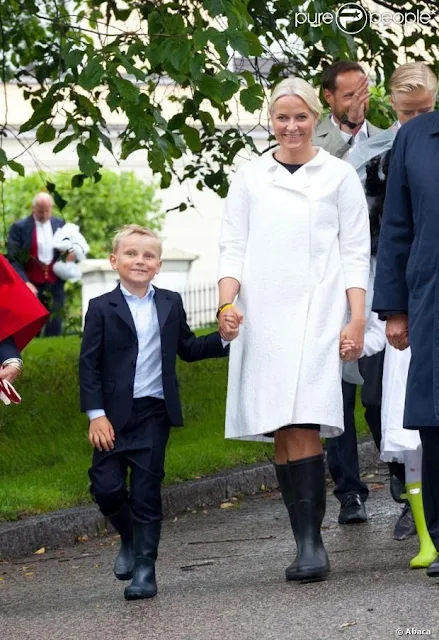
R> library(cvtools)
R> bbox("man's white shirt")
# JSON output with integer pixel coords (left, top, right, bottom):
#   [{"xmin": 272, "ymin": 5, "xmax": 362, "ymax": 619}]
[
  {"xmin": 331, "ymin": 115, "xmax": 369, "ymax": 154},
  {"xmin": 35, "ymin": 219, "xmax": 54, "ymax": 265}
]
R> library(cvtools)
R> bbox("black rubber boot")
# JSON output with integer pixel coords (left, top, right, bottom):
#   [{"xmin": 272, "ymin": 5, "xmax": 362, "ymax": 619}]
[
  {"xmin": 275, "ymin": 454, "xmax": 329, "ymax": 582},
  {"xmin": 427, "ymin": 555, "xmax": 439, "ymax": 577},
  {"xmin": 124, "ymin": 521, "xmax": 161, "ymax": 601},
  {"xmin": 108, "ymin": 504, "xmax": 134, "ymax": 581}
]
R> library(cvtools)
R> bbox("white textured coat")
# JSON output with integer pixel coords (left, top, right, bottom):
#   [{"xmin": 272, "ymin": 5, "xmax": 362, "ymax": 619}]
[{"xmin": 218, "ymin": 147, "xmax": 370, "ymax": 441}]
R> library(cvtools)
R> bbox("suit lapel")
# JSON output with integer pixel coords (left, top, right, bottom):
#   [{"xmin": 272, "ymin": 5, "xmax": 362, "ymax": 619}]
[
  {"xmin": 108, "ymin": 286, "xmax": 137, "ymax": 336},
  {"xmin": 316, "ymin": 116, "xmax": 332, "ymax": 138},
  {"xmin": 154, "ymin": 287, "xmax": 173, "ymax": 333}
]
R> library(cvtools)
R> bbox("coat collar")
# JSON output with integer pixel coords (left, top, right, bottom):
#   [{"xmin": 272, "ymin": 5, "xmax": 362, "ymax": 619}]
[
  {"xmin": 261, "ymin": 146, "xmax": 331, "ymax": 193},
  {"xmin": 108, "ymin": 284, "xmax": 173, "ymax": 335}
]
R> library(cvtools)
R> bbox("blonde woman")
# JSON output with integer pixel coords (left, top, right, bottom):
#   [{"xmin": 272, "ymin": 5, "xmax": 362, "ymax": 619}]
[{"xmin": 217, "ymin": 77, "xmax": 370, "ymax": 583}]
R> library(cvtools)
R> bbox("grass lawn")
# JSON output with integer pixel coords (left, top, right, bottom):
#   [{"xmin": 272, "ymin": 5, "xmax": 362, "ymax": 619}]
[{"xmin": 0, "ymin": 334, "xmax": 369, "ymax": 521}]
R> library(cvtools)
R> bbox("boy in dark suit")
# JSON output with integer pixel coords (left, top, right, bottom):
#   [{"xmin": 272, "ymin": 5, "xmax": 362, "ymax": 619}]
[{"xmin": 79, "ymin": 225, "xmax": 230, "ymax": 601}]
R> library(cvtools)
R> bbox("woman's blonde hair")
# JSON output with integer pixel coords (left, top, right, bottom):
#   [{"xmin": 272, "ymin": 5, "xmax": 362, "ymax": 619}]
[
  {"xmin": 268, "ymin": 77, "xmax": 323, "ymax": 119},
  {"xmin": 389, "ymin": 62, "xmax": 437, "ymax": 98}
]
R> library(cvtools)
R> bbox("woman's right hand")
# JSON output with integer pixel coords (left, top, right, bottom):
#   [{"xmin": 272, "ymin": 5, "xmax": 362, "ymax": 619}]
[{"xmin": 218, "ymin": 306, "xmax": 244, "ymax": 341}]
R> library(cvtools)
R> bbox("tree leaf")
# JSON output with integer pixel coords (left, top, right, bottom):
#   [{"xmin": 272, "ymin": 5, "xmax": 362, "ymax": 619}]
[
  {"xmin": 71, "ymin": 173, "xmax": 86, "ymax": 188},
  {"xmin": 53, "ymin": 190, "xmax": 68, "ymax": 211},
  {"xmin": 53, "ymin": 134, "xmax": 77, "ymax": 154},
  {"xmin": 77, "ymin": 143, "xmax": 100, "ymax": 177},
  {"xmin": 36, "ymin": 123, "xmax": 56, "ymax": 143},
  {"xmin": 240, "ymin": 84, "xmax": 264, "ymax": 112},
  {"xmin": 8, "ymin": 160, "xmax": 25, "ymax": 176},
  {"xmin": 199, "ymin": 74, "xmax": 223, "ymax": 103},
  {"xmin": 182, "ymin": 125, "xmax": 201, "ymax": 152},
  {"xmin": 113, "ymin": 77, "xmax": 139, "ymax": 104},
  {"xmin": 221, "ymin": 80, "xmax": 239, "ymax": 101},
  {"xmin": 98, "ymin": 131, "xmax": 112, "ymax": 152},
  {"xmin": 78, "ymin": 57, "xmax": 104, "ymax": 91},
  {"xmin": 19, "ymin": 98, "xmax": 56, "ymax": 134}
]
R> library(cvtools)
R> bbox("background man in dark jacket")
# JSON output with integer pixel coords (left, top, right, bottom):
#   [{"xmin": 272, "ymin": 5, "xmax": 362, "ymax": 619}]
[{"xmin": 8, "ymin": 192, "xmax": 66, "ymax": 336}]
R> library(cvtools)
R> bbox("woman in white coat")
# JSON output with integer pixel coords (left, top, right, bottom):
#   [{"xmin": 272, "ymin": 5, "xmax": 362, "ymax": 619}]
[{"xmin": 217, "ymin": 77, "xmax": 370, "ymax": 583}]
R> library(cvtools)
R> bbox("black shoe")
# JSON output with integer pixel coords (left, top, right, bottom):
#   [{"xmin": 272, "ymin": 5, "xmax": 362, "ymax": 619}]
[
  {"xmin": 390, "ymin": 475, "xmax": 406, "ymax": 504},
  {"xmin": 124, "ymin": 522, "xmax": 161, "ymax": 601},
  {"xmin": 338, "ymin": 493, "xmax": 367, "ymax": 525},
  {"xmin": 427, "ymin": 555, "xmax": 439, "ymax": 577},
  {"xmin": 108, "ymin": 504, "xmax": 134, "ymax": 581},
  {"xmin": 275, "ymin": 455, "xmax": 330, "ymax": 583},
  {"xmin": 393, "ymin": 503, "xmax": 416, "ymax": 541}
]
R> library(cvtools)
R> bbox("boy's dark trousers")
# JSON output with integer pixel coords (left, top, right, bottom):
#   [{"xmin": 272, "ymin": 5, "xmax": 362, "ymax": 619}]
[
  {"xmin": 89, "ymin": 396, "xmax": 170, "ymax": 598},
  {"xmin": 89, "ymin": 396, "xmax": 170, "ymax": 523}
]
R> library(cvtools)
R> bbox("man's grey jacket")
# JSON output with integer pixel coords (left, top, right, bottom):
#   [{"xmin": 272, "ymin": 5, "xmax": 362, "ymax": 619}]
[{"xmin": 314, "ymin": 115, "xmax": 382, "ymax": 159}]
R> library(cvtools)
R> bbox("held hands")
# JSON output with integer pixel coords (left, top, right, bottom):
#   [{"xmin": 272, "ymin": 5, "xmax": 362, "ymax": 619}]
[
  {"xmin": 386, "ymin": 314, "xmax": 409, "ymax": 351},
  {"xmin": 340, "ymin": 318, "xmax": 366, "ymax": 361},
  {"xmin": 218, "ymin": 305, "xmax": 244, "ymax": 341},
  {"xmin": 89, "ymin": 416, "xmax": 115, "ymax": 452}
]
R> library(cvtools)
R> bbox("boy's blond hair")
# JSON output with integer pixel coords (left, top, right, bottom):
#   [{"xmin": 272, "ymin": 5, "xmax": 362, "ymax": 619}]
[
  {"xmin": 112, "ymin": 224, "xmax": 163, "ymax": 256},
  {"xmin": 389, "ymin": 62, "xmax": 438, "ymax": 98}
]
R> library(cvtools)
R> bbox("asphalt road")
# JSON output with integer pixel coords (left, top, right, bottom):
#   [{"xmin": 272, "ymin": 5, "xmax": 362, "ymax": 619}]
[{"xmin": 1, "ymin": 469, "xmax": 438, "ymax": 640}]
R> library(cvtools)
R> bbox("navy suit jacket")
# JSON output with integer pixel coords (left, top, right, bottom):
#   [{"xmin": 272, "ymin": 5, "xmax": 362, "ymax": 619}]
[
  {"xmin": 7, "ymin": 215, "xmax": 65, "ymax": 282},
  {"xmin": 79, "ymin": 285, "xmax": 229, "ymax": 430},
  {"xmin": 0, "ymin": 336, "xmax": 20, "ymax": 363},
  {"xmin": 373, "ymin": 111, "xmax": 439, "ymax": 427}
]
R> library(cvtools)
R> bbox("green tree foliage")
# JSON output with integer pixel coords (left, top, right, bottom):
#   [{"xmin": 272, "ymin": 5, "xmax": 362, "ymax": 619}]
[
  {"xmin": 0, "ymin": 170, "xmax": 163, "ymax": 255},
  {"xmin": 1, "ymin": 0, "xmax": 438, "ymax": 198}
]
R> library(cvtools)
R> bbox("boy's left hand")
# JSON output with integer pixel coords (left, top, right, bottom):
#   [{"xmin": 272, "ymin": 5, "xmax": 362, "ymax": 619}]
[{"xmin": 340, "ymin": 338, "xmax": 356, "ymax": 361}]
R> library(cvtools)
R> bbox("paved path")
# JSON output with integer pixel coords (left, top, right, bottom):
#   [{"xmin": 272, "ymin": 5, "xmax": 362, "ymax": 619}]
[{"xmin": 1, "ymin": 469, "xmax": 437, "ymax": 640}]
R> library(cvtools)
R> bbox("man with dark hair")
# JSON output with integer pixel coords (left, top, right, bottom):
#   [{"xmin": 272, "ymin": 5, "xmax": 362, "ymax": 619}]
[
  {"xmin": 316, "ymin": 60, "xmax": 413, "ymax": 541},
  {"xmin": 316, "ymin": 60, "xmax": 381, "ymax": 158}
]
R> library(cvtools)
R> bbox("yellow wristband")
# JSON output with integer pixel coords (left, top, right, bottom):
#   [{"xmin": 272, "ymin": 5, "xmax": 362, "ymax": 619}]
[{"xmin": 217, "ymin": 303, "xmax": 234, "ymax": 318}]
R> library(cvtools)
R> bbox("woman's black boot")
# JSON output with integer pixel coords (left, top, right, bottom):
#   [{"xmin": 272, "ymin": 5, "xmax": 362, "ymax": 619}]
[{"xmin": 275, "ymin": 454, "xmax": 329, "ymax": 582}]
